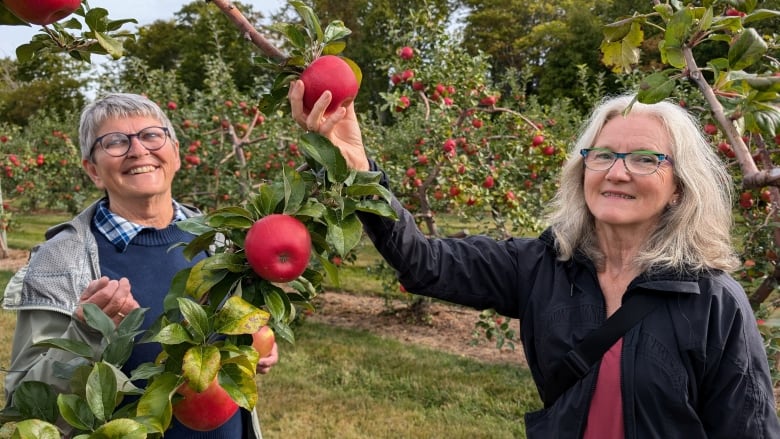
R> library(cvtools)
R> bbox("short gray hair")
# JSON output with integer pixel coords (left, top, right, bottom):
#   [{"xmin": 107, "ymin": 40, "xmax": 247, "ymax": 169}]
[
  {"xmin": 547, "ymin": 93, "xmax": 739, "ymax": 273},
  {"xmin": 79, "ymin": 93, "xmax": 178, "ymax": 161}
]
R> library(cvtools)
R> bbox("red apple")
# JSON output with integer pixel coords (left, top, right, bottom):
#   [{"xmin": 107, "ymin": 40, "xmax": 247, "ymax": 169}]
[
  {"xmin": 3, "ymin": 0, "xmax": 81, "ymax": 25},
  {"xmin": 300, "ymin": 55, "xmax": 359, "ymax": 115},
  {"xmin": 399, "ymin": 46, "xmax": 414, "ymax": 60},
  {"xmin": 252, "ymin": 326, "xmax": 275, "ymax": 358},
  {"xmin": 245, "ymin": 214, "xmax": 312, "ymax": 283},
  {"xmin": 173, "ymin": 378, "xmax": 239, "ymax": 431},
  {"xmin": 531, "ymin": 135, "xmax": 545, "ymax": 147},
  {"xmin": 704, "ymin": 123, "xmax": 718, "ymax": 135}
]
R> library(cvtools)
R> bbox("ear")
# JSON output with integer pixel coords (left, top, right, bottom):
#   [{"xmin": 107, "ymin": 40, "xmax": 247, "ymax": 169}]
[
  {"xmin": 172, "ymin": 140, "xmax": 181, "ymax": 172},
  {"xmin": 82, "ymin": 158, "xmax": 105, "ymax": 190}
]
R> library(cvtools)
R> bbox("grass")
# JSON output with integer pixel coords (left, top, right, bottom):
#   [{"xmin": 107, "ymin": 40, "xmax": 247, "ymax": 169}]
[{"xmin": 0, "ymin": 210, "xmax": 543, "ymax": 437}]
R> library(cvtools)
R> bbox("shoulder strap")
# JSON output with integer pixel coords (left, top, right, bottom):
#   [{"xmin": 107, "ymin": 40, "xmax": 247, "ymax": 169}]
[{"xmin": 542, "ymin": 293, "xmax": 663, "ymax": 407}]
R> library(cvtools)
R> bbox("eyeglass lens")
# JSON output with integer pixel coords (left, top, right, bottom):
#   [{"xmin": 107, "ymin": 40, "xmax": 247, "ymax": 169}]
[
  {"xmin": 583, "ymin": 149, "xmax": 662, "ymax": 175},
  {"xmin": 98, "ymin": 127, "xmax": 168, "ymax": 157}
]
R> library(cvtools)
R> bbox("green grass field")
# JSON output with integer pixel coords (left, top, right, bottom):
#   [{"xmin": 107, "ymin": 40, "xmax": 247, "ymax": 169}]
[{"xmin": 0, "ymin": 211, "xmax": 541, "ymax": 438}]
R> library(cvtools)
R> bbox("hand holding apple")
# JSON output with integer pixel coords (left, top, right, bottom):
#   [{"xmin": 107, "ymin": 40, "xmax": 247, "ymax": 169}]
[{"xmin": 288, "ymin": 80, "xmax": 370, "ymax": 171}]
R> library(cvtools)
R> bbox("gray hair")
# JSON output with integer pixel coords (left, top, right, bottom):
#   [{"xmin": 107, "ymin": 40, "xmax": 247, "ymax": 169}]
[
  {"xmin": 79, "ymin": 93, "xmax": 178, "ymax": 161},
  {"xmin": 547, "ymin": 94, "xmax": 739, "ymax": 273}
]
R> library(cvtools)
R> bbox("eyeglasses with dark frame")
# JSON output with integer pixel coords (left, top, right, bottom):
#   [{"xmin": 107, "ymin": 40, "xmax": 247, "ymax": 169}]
[
  {"xmin": 580, "ymin": 148, "xmax": 673, "ymax": 175},
  {"xmin": 91, "ymin": 126, "xmax": 170, "ymax": 157}
]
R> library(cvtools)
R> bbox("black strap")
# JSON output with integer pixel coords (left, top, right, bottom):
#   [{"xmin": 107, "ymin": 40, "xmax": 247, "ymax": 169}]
[{"xmin": 542, "ymin": 293, "xmax": 663, "ymax": 407}]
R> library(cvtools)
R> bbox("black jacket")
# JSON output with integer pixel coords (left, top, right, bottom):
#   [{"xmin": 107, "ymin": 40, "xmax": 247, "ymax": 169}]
[{"xmin": 359, "ymin": 193, "xmax": 780, "ymax": 439}]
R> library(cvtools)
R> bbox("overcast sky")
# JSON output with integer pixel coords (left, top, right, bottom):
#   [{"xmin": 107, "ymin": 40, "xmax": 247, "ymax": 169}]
[{"xmin": 0, "ymin": 0, "xmax": 284, "ymax": 59}]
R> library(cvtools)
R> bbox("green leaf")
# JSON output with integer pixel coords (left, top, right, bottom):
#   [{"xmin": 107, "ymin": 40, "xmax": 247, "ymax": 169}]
[
  {"xmin": 282, "ymin": 166, "xmax": 307, "ymax": 214},
  {"xmin": 291, "ymin": 0, "xmax": 323, "ymax": 47},
  {"xmin": 659, "ymin": 40, "xmax": 686, "ymax": 69},
  {"xmin": 89, "ymin": 418, "xmax": 147, "ymax": 438},
  {"xmin": 206, "ymin": 206, "xmax": 255, "ymax": 229},
  {"xmin": 0, "ymin": 4, "xmax": 30, "ymax": 25},
  {"xmin": 300, "ymin": 132, "xmax": 349, "ymax": 183},
  {"xmin": 261, "ymin": 286, "xmax": 289, "ymax": 322},
  {"xmin": 665, "ymin": 7, "xmax": 694, "ymax": 47},
  {"xmin": 57, "ymin": 394, "xmax": 95, "ymax": 431},
  {"xmin": 251, "ymin": 183, "xmax": 285, "ymax": 217},
  {"xmin": 101, "ymin": 332, "xmax": 136, "ymax": 367},
  {"xmin": 600, "ymin": 21, "xmax": 643, "ymax": 73},
  {"xmin": 743, "ymin": 76, "xmax": 780, "ymax": 93},
  {"xmin": 144, "ymin": 322, "xmax": 193, "ymax": 345},
  {"xmin": 9, "ymin": 420, "xmax": 60, "ymax": 439},
  {"xmin": 84, "ymin": 7, "xmax": 110, "ymax": 31},
  {"xmin": 33, "ymin": 338, "xmax": 93, "ymax": 359},
  {"xmin": 213, "ymin": 295, "xmax": 270, "ymax": 335},
  {"xmin": 83, "ymin": 303, "xmax": 116, "ymax": 340},
  {"xmin": 729, "ymin": 28, "xmax": 768, "ymax": 70},
  {"xmin": 176, "ymin": 216, "xmax": 214, "ymax": 235},
  {"xmin": 218, "ymin": 363, "xmax": 257, "ymax": 410},
  {"xmin": 355, "ymin": 199, "xmax": 399, "ymax": 219},
  {"xmin": 322, "ymin": 41, "xmax": 346, "ymax": 55},
  {"xmin": 181, "ymin": 345, "xmax": 221, "ymax": 392},
  {"xmin": 744, "ymin": 9, "xmax": 780, "ymax": 25},
  {"xmin": 135, "ymin": 372, "xmax": 178, "ymax": 434},
  {"xmin": 93, "ymin": 32, "xmax": 124, "ymax": 59},
  {"xmin": 202, "ymin": 253, "xmax": 247, "ymax": 273},
  {"xmin": 323, "ymin": 20, "xmax": 352, "ymax": 44},
  {"xmin": 181, "ymin": 230, "xmax": 217, "ymax": 261},
  {"xmin": 177, "ymin": 298, "xmax": 210, "ymax": 342},
  {"xmin": 324, "ymin": 211, "xmax": 363, "ymax": 256},
  {"xmin": 637, "ymin": 72, "xmax": 676, "ymax": 104},
  {"xmin": 185, "ymin": 258, "xmax": 229, "ymax": 302},
  {"xmin": 12, "ymin": 382, "xmax": 59, "ymax": 423},
  {"xmin": 85, "ymin": 362, "xmax": 118, "ymax": 423},
  {"xmin": 602, "ymin": 19, "xmax": 633, "ymax": 43}
]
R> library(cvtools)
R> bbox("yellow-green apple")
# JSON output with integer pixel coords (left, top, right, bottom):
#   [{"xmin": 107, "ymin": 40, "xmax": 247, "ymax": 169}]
[
  {"xmin": 300, "ymin": 55, "xmax": 359, "ymax": 115},
  {"xmin": 4, "ymin": 0, "xmax": 81, "ymax": 25},
  {"xmin": 245, "ymin": 214, "xmax": 312, "ymax": 283},
  {"xmin": 252, "ymin": 325, "xmax": 275, "ymax": 358},
  {"xmin": 172, "ymin": 378, "xmax": 239, "ymax": 431}
]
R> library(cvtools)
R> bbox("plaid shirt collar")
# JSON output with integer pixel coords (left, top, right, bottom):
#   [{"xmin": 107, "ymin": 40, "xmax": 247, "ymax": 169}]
[{"xmin": 93, "ymin": 198, "xmax": 188, "ymax": 252}]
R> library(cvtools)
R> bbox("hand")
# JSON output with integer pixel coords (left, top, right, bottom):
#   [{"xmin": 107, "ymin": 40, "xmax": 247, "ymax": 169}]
[
  {"xmin": 256, "ymin": 341, "xmax": 279, "ymax": 375},
  {"xmin": 288, "ymin": 79, "xmax": 370, "ymax": 171},
  {"xmin": 75, "ymin": 276, "xmax": 140, "ymax": 326}
]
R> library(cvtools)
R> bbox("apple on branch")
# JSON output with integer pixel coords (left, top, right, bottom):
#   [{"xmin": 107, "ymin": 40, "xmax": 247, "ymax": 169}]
[
  {"xmin": 244, "ymin": 214, "xmax": 312, "ymax": 283},
  {"xmin": 172, "ymin": 378, "xmax": 239, "ymax": 431},
  {"xmin": 300, "ymin": 55, "xmax": 360, "ymax": 115},
  {"xmin": 4, "ymin": 0, "xmax": 81, "ymax": 25}
]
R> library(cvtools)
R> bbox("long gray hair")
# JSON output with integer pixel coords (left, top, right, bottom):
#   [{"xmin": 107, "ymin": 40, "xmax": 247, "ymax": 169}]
[
  {"xmin": 79, "ymin": 93, "xmax": 178, "ymax": 161},
  {"xmin": 546, "ymin": 94, "xmax": 739, "ymax": 273}
]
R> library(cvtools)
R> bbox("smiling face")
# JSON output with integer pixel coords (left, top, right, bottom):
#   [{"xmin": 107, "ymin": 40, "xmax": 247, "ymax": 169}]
[
  {"xmin": 583, "ymin": 112, "xmax": 679, "ymax": 236},
  {"xmin": 82, "ymin": 115, "xmax": 181, "ymax": 211}
]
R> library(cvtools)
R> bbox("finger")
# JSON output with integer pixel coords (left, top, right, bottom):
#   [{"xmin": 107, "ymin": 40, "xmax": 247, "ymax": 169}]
[
  {"xmin": 306, "ymin": 91, "xmax": 333, "ymax": 131},
  {"xmin": 80, "ymin": 277, "xmax": 110, "ymax": 300},
  {"xmin": 288, "ymin": 80, "xmax": 306, "ymax": 123}
]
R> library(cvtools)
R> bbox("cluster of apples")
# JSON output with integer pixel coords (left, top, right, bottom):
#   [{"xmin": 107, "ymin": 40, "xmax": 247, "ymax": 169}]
[{"xmin": 173, "ymin": 214, "xmax": 311, "ymax": 430}]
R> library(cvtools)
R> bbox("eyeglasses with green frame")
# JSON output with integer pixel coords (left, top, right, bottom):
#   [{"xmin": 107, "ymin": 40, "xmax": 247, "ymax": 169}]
[
  {"xmin": 91, "ymin": 126, "xmax": 170, "ymax": 158},
  {"xmin": 579, "ymin": 148, "xmax": 673, "ymax": 175}
]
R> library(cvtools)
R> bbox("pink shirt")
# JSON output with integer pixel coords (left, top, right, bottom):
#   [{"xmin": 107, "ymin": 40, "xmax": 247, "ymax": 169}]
[{"xmin": 583, "ymin": 337, "xmax": 625, "ymax": 439}]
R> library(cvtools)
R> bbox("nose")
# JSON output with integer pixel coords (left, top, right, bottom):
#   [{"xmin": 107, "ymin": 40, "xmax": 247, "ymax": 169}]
[
  {"xmin": 604, "ymin": 157, "xmax": 631, "ymax": 180},
  {"xmin": 125, "ymin": 135, "xmax": 149, "ymax": 157}
]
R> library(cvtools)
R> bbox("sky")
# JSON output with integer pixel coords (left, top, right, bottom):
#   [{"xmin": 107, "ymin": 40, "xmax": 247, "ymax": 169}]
[{"xmin": 0, "ymin": 0, "xmax": 285, "ymax": 59}]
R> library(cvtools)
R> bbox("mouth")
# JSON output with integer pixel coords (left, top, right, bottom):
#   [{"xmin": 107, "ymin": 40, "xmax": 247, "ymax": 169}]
[
  {"xmin": 602, "ymin": 191, "xmax": 635, "ymax": 200},
  {"xmin": 127, "ymin": 165, "xmax": 157, "ymax": 175}
]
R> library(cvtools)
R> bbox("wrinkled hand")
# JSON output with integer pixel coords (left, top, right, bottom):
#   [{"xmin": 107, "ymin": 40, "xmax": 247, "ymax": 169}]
[
  {"xmin": 256, "ymin": 341, "xmax": 279, "ymax": 375},
  {"xmin": 75, "ymin": 276, "xmax": 140, "ymax": 326},
  {"xmin": 288, "ymin": 79, "xmax": 370, "ymax": 171}
]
